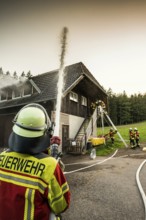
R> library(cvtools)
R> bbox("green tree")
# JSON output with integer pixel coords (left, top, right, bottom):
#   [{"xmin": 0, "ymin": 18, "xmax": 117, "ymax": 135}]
[{"xmin": 107, "ymin": 90, "xmax": 146, "ymax": 125}]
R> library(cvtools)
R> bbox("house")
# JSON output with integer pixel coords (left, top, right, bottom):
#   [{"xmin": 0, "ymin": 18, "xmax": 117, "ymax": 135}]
[{"xmin": 0, "ymin": 62, "xmax": 108, "ymax": 153}]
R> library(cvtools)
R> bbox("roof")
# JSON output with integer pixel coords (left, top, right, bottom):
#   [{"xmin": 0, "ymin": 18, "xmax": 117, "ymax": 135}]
[
  {"xmin": 63, "ymin": 62, "xmax": 106, "ymax": 95},
  {"xmin": 0, "ymin": 62, "xmax": 107, "ymax": 109}
]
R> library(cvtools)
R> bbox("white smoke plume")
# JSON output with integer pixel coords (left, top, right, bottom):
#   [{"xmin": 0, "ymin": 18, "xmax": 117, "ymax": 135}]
[{"xmin": 0, "ymin": 71, "xmax": 27, "ymax": 90}]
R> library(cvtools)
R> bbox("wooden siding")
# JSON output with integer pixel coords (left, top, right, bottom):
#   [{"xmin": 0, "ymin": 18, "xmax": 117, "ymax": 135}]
[
  {"xmin": 61, "ymin": 93, "xmax": 88, "ymax": 117},
  {"xmin": 0, "ymin": 113, "xmax": 14, "ymax": 147}
]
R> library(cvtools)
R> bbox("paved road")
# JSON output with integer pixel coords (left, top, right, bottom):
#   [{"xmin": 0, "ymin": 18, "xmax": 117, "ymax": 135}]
[
  {"xmin": 62, "ymin": 151, "xmax": 146, "ymax": 220},
  {"xmin": 1, "ymin": 147, "xmax": 146, "ymax": 219}
]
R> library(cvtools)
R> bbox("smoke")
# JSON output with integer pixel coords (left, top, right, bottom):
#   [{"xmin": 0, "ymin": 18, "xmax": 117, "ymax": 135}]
[
  {"xmin": 53, "ymin": 27, "xmax": 69, "ymax": 136},
  {"xmin": 0, "ymin": 73, "xmax": 27, "ymax": 90}
]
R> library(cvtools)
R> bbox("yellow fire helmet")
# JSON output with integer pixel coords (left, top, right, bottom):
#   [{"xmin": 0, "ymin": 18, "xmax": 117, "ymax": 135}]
[{"xmin": 8, "ymin": 103, "xmax": 52, "ymax": 154}]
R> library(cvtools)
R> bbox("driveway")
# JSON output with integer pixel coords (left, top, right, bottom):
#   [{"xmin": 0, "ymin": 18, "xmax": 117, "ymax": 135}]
[{"xmin": 62, "ymin": 147, "xmax": 146, "ymax": 220}]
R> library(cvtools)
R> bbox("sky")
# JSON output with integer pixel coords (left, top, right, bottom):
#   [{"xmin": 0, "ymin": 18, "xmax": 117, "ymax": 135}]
[{"xmin": 0, "ymin": 0, "xmax": 146, "ymax": 96}]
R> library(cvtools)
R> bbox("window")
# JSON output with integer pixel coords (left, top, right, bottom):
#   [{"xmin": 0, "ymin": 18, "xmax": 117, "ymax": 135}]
[
  {"xmin": 0, "ymin": 81, "xmax": 36, "ymax": 102},
  {"xmin": 7, "ymin": 89, "xmax": 12, "ymax": 100},
  {"xmin": 81, "ymin": 96, "xmax": 87, "ymax": 106},
  {"xmin": 22, "ymin": 83, "xmax": 33, "ymax": 97},
  {"xmin": 69, "ymin": 92, "xmax": 78, "ymax": 102},
  {"xmin": 12, "ymin": 90, "xmax": 21, "ymax": 99},
  {"xmin": 0, "ymin": 90, "xmax": 7, "ymax": 102}
]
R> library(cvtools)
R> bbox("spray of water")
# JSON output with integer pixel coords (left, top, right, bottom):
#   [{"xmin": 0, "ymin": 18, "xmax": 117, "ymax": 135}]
[{"xmin": 53, "ymin": 27, "xmax": 68, "ymax": 136}]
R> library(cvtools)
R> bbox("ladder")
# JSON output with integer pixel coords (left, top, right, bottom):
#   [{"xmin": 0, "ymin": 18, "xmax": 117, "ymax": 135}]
[{"xmin": 98, "ymin": 105, "xmax": 128, "ymax": 148}]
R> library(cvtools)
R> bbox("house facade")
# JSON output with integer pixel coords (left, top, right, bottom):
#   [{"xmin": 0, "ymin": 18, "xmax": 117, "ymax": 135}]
[{"xmin": 0, "ymin": 62, "xmax": 108, "ymax": 152}]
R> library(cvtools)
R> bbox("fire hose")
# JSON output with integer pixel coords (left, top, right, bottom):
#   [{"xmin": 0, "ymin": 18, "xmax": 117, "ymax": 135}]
[{"xmin": 49, "ymin": 136, "xmax": 65, "ymax": 220}]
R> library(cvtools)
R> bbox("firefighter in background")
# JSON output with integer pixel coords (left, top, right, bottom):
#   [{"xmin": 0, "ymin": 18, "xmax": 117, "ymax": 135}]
[
  {"xmin": 50, "ymin": 136, "xmax": 61, "ymax": 158},
  {"xmin": 0, "ymin": 103, "xmax": 70, "ymax": 220},
  {"xmin": 91, "ymin": 100, "xmax": 106, "ymax": 113},
  {"xmin": 43, "ymin": 135, "xmax": 60, "ymax": 158},
  {"xmin": 50, "ymin": 136, "xmax": 65, "ymax": 171},
  {"xmin": 107, "ymin": 128, "xmax": 117, "ymax": 144},
  {"xmin": 129, "ymin": 128, "xmax": 135, "ymax": 148},
  {"xmin": 91, "ymin": 102, "xmax": 96, "ymax": 110},
  {"xmin": 134, "ymin": 127, "xmax": 140, "ymax": 147},
  {"xmin": 44, "ymin": 135, "xmax": 65, "ymax": 171},
  {"xmin": 98, "ymin": 100, "xmax": 106, "ymax": 110}
]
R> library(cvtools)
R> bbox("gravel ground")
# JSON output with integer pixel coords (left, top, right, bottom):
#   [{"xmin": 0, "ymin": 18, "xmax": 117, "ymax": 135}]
[{"xmin": 61, "ymin": 144, "xmax": 146, "ymax": 220}]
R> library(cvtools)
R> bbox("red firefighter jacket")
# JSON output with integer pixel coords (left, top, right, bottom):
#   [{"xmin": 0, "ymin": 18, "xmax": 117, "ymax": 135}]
[
  {"xmin": 0, "ymin": 150, "xmax": 70, "ymax": 220},
  {"xmin": 134, "ymin": 131, "xmax": 140, "ymax": 139}
]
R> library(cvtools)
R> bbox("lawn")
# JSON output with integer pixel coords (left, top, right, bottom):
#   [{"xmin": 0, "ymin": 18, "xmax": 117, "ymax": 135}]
[{"xmin": 90, "ymin": 121, "xmax": 146, "ymax": 156}]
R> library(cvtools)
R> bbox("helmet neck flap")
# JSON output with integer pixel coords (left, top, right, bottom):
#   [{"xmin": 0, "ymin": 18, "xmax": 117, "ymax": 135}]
[{"xmin": 8, "ymin": 131, "xmax": 50, "ymax": 155}]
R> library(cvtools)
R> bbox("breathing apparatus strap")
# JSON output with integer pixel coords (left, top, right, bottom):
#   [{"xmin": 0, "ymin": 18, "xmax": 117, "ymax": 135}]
[{"xmin": 15, "ymin": 122, "xmax": 47, "ymax": 131}]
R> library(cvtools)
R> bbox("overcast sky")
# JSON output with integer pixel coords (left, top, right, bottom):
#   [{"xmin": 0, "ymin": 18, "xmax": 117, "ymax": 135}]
[{"xmin": 0, "ymin": 0, "xmax": 146, "ymax": 96}]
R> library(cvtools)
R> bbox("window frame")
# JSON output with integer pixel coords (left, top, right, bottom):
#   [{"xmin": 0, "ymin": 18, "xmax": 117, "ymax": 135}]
[
  {"xmin": 0, "ymin": 90, "xmax": 8, "ymax": 102},
  {"xmin": 81, "ymin": 96, "xmax": 87, "ymax": 106},
  {"xmin": 69, "ymin": 91, "xmax": 78, "ymax": 102}
]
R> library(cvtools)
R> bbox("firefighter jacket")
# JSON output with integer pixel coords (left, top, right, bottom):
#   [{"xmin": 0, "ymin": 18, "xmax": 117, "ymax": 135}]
[
  {"xmin": 129, "ymin": 131, "xmax": 135, "ymax": 140},
  {"xmin": 134, "ymin": 131, "xmax": 140, "ymax": 139},
  {"xmin": 0, "ymin": 150, "xmax": 70, "ymax": 220},
  {"xmin": 109, "ymin": 130, "xmax": 117, "ymax": 138}
]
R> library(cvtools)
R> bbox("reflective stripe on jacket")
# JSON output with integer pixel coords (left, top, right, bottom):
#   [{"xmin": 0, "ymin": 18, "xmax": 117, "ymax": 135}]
[{"xmin": 0, "ymin": 151, "xmax": 70, "ymax": 220}]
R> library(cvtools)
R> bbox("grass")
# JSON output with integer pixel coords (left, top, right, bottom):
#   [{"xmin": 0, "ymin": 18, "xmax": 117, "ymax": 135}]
[{"xmin": 89, "ymin": 121, "xmax": 146, "ymax": 156}]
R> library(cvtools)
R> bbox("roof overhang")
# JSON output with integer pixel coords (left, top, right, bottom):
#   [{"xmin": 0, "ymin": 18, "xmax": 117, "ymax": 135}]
[
  {"xmin": 62, "ymin": 75, "xmax": 84, "ymax": 97},
  {"xmin": 62, "ymin": 73, "xmax": 107, "ymax": 99}
]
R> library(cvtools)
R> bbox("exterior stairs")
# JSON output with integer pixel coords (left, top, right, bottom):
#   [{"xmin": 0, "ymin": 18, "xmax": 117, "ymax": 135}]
[{"xmin": 67, "ymin": 108, "xmax": 97, "ymax": 154}]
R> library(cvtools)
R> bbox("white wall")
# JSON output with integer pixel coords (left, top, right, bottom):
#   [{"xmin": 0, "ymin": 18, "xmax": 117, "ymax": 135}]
[{"xmin": 69, "ymin": 115, "xmax": 84, "ymax": 139}]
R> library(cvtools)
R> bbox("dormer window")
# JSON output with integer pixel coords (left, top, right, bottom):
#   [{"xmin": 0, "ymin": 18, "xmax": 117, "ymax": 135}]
[
  {"xmin": 0, "ymin": 90, "xmax": 7, "ymax": 102},
  {"xmin": 12, "ymin": 90, "xmax": 21, "ymax": 99},
  {"xmin": 7, "ymin": 89, "xmax": 12, "ymax": 100},
  {"xmin": 21, "ymin": 81, "xmax": 36, "ymax": 97},
  {"xmin": 22, "ymin": 84, "xmax": 32, "ymax": 97},
  {"xmin": 0, "ymin": 79, "xmax": 39, "ymax": 102}
]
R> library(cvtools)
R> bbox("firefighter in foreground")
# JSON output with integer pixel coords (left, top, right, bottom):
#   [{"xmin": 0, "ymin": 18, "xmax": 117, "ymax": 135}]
[{"xmin": 0, "ymin": 103, "xmax": 70, "ymax": 220}]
